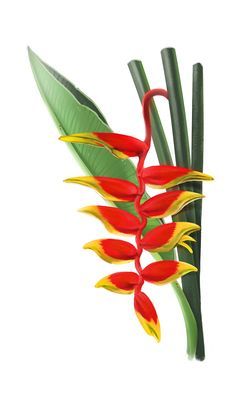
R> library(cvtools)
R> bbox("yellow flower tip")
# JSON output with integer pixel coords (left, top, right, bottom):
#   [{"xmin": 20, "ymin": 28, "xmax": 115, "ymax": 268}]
[
  {"xmin": 192, "ymin": 170, "xmax": 214, "ymax": 182},
  {"xmin": 190, "ymin": 223, "xmax": 201, "ymax": 232},
  {"xmin": 189, "ymin": 265, "xmax": 198, "ymax": 273},
  {"xmin": 196, "ymin": 193, "xmax": 205, "ymax": 199},
  {"xmin": 83, "ymin": 240, "xmax": 100, "ymax": 250},
  {"xmin": 177, "ymin": 222, "xmax": 201, "ymax": 234},
  {"xmin": 63, "ymin": 178, "xmax": 74, "ymax": 183},
  {"xmin": 59, "ymin": 135, "xmax": 77, "ymax": 142},
  {"xmin": 178, "ymin": 261, "xmax": 198, "ymax": 274},
  {"xmin": 206, "ymin": 174, "xmax": 214, "ymax": 181},
  {"xmin": 83, "ymin": 242, "xmax": 91, "ymax": 250},
  {"xmin": 78, "ymin": 206, "xmax": 97, "ymax": 214},
  {"xmin": 95, "ymin": 278, "xmax": 105, "ymax": 288},
  {"xmin": 179, "ymin": 241, "xmax": 193, "ymax": 254}
]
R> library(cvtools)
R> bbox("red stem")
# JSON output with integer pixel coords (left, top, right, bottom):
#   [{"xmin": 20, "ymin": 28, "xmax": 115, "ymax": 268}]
[{"xmin": 134, "ymin": 88, "xmax": 169, "ymax": 292}]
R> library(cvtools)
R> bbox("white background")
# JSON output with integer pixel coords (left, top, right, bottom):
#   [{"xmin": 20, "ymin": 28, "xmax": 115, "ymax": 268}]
[{"xmin": 1, "ymin": 1, "xmax": 235, "ymax": 392}]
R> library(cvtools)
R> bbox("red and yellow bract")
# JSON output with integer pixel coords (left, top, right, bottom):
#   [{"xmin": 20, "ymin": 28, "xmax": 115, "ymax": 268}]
[
  {"xmin": 60, "ymin": 132, "xmax": 147, "ymax": 159},
  {"xmin": 142, "ymin": 261, "xmax": 198, "ymax": 285},
  {"xmin": 140, "ymin": 222, "xmax": 200, "ymax": 253},
  {"xmin": 83, "ymin": 238, "xmax": 137, "ymax": 264},
  {"xmin": 134, "ymin": 291, "xmax": 161, "ymax": 342},
  {"xmin": 79, "ymin": 205, "xmax": 141, "ymax": 235},
  {"xmin": 95, "ymin": 272, "xmax": 139, "ymax": 294},
  {"xmin": 64, "ymin": 176, "xmax": 138, "ymax": 202},
  {"xmin": 142, "ymin": 165, "xmax": 213, "ymax": 189},
  {"xmin": 141, "ymin": 190, "xmax": 204, "ymax": 218}
]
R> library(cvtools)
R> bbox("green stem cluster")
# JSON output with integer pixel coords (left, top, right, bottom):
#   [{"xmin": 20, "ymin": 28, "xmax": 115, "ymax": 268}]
[{"xmin": 128, "ymin": 48, "xmax": 205, "ymax": 360}]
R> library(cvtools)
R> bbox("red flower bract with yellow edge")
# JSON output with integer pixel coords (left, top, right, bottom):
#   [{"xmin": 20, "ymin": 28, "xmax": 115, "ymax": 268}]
[
  {"xmin": 141, "ymin": 190, "xmax": 204, "ymax": 218},
  {"xmin": 134, "ymin": 291, "xmax": 161, "ymax": 342},
  {"xmin": 142, "ymin": 165, "xmax": 213, "ymax": 189},
  {"xmin": 64, "ymin": 176, "xmax": 138, "ymax": 202},
  {"xmin": 95, "ymin": 272, "xmax": 139, "ymax": 294},
  {"xmin": 79, "ymin": 205, "xmax": 141, "ymax": 235},
  {"xmin": 60, "ymin": 132, "xmax": 147, "ymax": 159},
  {"xmin": 83, "ymin": 238, "xmax": 137, "ymax": 264}
]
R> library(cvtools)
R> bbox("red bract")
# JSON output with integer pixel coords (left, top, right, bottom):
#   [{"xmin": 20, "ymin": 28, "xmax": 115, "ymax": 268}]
[
  {"xmin": 140, "ymin": 222, "xmax": 200, "ymax": 253},
  {"xmin": 79, "ymin": 205, "xmax": 141, "ymax": 235},
  {"xmin": 142, "ymin": 165, "xmax": 213, "ymax": 189},
  {"xmin": 142, "ymin": 261, "xmax": 197, "ymax": 285},
  {"xmin": 64, "ymin": 176, "xmax": 138, "ymax": 201},
  {"xmin": 60, "ymin": 132, "xmax": 147, "ymax": 159},
  {"xmin": 83, "ymin": 238, "xmax": 137, "ymax": 264},
  {"xmin": 140, "ymin": 190, "xmax": 204, "ymax": 218},
  {"xmin": 95, "ymin": 272, "xmax": 139, "ymax": 294},
  {"xmin": 134, "ymin": 291, "xmax": 161, "ymax": 342}
]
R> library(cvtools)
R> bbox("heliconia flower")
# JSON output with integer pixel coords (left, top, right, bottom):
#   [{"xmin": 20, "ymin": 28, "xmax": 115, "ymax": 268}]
[
  {"xmin": 142, "ymin": 165, "xmax": 214, "ymax": 189},
  {"xmin": 134, "ymin": 291, "xmax": 161, "ymax": 342},
  {"xmin": 59, "ymin": 132, "xmax": 147, "ymax": 159},
  {"xmin": 140, "ymin": 190, "xmax": 204, "ymax": 218},
  {"xmin": 83, "ymin": 238, "xmax": 137, "ymax": 264},
  {"xmin": 95, "ymin": 272, "xmax": 139, "ymax": 294},
  {"xmin": 64, "ymin": 176, "xmax": 138, "ymax": 202},
  {"xmin": 79, "ymin": 205, "xmax": 141, "ymax": 235},
  {"xmin": 140, "ymin": 222, "xmax": 200, "ymax": 253},
  {"xmin": 141, "ymin": 260, "xmax": 198, "ymax": 285}
]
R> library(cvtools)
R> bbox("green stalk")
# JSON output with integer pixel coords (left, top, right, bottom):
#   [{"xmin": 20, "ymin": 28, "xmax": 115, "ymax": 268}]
[
  {"xmin": 161, "ymin": 48, "xmax": 204, "ymax": 360},
  {"xmin": 128, "ymin": 59, "xmax": 197, "ymax": 358},
  {"xmin": 128, "ymin": 60, "xmax": 173, "ymax": 165},
  {"xmin": 192, "ymin": 64, "xmax": 204, "ymax": 231},
  {"xmin": 172, "ymin": 281, "xmax": 197, "ymax": 359},
  {"xmin": 191, "ymin": 63, "xmax": 205, "ymax": 359},
  {"xmin": 161, "ymin": 48, "xmax": 190, "ymax": 167}
]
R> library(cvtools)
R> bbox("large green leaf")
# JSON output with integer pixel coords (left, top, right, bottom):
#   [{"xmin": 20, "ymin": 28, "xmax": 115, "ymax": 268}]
[{"xmin": 28, "ymin": 48, "xmax": 174, "ymax": 260}]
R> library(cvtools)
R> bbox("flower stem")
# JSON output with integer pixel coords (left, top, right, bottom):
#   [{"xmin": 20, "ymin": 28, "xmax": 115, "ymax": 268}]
[
  {"xmin": 133, "ymin": 89, "xmax": 169, "ymax": 288},
  {"xmin": 172, "ymin": 280, "xmax": 197, "ymax": 359},
  {"xmin": 128, "ymin": 60, "xmax": 173, "ymax": 165}
]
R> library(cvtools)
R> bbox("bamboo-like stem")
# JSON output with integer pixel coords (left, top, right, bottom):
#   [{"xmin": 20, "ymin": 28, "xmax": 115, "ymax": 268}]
[
  {"xmin": 161, "ymin": 47, "xmax": 204, "ymax": 360},
  {"xmin": 191, "ymin": 63, "xmax": 205, "ymax": 360},
  {"xmin": 128, "ymin": 61, "xmax": 198, "ymax": 358}
]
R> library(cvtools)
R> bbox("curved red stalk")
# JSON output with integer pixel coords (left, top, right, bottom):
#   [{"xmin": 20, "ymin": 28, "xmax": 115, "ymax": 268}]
[{"xmin": 134, "ymin": 89, "xmax": 169, "ymax": 292}]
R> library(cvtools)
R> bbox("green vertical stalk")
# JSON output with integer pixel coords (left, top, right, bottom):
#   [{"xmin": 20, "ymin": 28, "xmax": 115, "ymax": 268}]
[
  {"xmin": 161, "ymin": 48, "xmax": 190, "ymax": 167},
  {"xmin": 161, "ymin": 48, "xmax": 204, "ymax": 360},
  {"xmin": 128, "ymin": 60, "xmax": 173, "ymax": 165},
  {"xmin": 128, "ymin": 59, "xmax": 198, "ymax": 359},
  {"xmin": 192, "ymin": 64, "xmax": 204, "ymax": 230},
  {"xmin": 172, "ymin": 281, "xmax": 197, "ymax": 359},
  {"xmin": 191, "ymin": 63, "xmax": 205, "ymax": 359}
]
